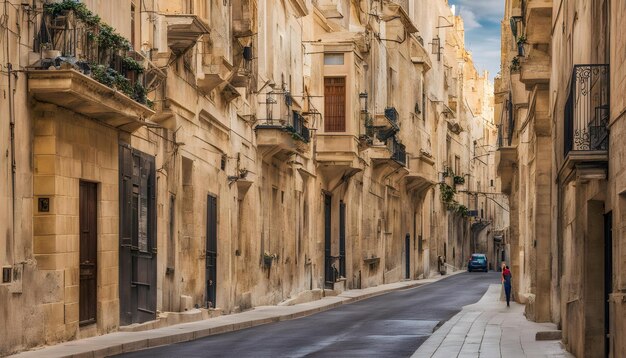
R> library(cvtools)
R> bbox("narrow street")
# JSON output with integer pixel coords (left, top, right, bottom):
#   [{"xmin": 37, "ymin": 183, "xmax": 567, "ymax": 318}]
[{"xmin": 115, "ymin": 273, "xmax": 500, "ymax": 358}]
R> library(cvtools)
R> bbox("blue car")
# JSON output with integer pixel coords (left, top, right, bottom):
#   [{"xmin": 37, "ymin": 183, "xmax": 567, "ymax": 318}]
[{"xmin": 468, "ymin": 254, "xmax": 488, "ymax": 272}]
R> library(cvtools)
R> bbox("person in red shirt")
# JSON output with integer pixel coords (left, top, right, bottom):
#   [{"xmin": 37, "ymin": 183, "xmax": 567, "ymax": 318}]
[{"xmin": 502, "ymin": 266, "xmax": 512, "ymax": 307}]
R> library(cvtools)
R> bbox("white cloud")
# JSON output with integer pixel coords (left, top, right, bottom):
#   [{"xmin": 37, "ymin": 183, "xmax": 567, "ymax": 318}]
[
  {"xmin": 454, "ymin": 0, "xmax": 505, "ymax": 23},
  {"xmin": 449, "ymin": 0, "xmax": 504, "ymax": 80},
  {"xmin": 460, "ymin": 9, "xmax": 482, "ymax": 30}
]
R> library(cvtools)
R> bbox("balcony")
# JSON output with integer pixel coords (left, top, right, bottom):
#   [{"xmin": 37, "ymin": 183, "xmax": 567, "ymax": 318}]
[
  {"xmin": 288, "ymin": 0, "xmax": 310, "ymax": 17},
  {"xmin": 255, "ymin": 111, "xmax": 310, "ymax": 160},
  {"xmin": 232, "ymin": 0, "xmax": 255, "ymax": 37},
  {"xmin": 523, "ymin": 0, "xmax": 552, "ymax": 44},
  {"xmin": 27, "ymin": 5, "xmax": 155, "ymax": 131},
  {"xmin": 390, "ymin": 137, "xmax": 407, "ymax": 166},
  {"xmin": 158, "ymin": 14, "xmax": 210, "ymax": 56},
  {"xmin": 496, "ymin": 98, "xmax": 517, "ymax": 194},
  {"xmin": 405, "ymin": 155, "xmax": 437, "ymax": 194},
  {"xmin": 519, "ymin": 48, "xmax": 550, "ymax": 88},
  {"xmin": 371, "ymin": 136, "xmax": 406, "ymax": 166},
  {"xmin": 562, "ymin": 64, "xmax": 609, "ymax": 173},
  {"xmin": 372, "ymin": 107, "xmax": 400, "ymax": 139},
  {"xmin": 28, "ymin": 70, "xmax": 155, "ymax": 132},
  {"xmin": 410, "ymin": 34, "xmax": 432, "ymax": 72},
  {"xmin": 314, "ymin": 0, "xmax": 343, "ymax": 19},
  {"xmin": 197, "ymin": 55, "xmax": 233, "ymax": 92}
]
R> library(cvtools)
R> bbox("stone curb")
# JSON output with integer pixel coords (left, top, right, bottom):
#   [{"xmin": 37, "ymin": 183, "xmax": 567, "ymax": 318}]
[{"xmin": 11, "ymin": 270, "xmax": 466, "ymax": 358}]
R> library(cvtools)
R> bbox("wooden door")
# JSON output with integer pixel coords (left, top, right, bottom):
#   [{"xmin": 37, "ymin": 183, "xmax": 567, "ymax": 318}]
[
  {"xmin": 206, "ymin": 195, "xmax": 218, "ymax": 308},
  {"xmin": 604, "ymin": 211, "xmax": 613, "ymax": 357},
  {"xmin": 79, "ymin": 181, "xmax": 97, "ymax": 326},
  {"xmin": 339, "ymin": 201, "xmax": 346, "ymax": 278},
  {"xmin": 324, "ymin": 77, "xmax": 346, "ymax": 132},
  {"xmin": 119, "ymin": 144, "xmax": 157, "ymax": 326},
  {"xmin": 405, "ymin": 234, "xmax": 411, "ymax": 279},
  {"xmin": 324, "ymin": 193, "xmax": 333, "ymax": 287}
]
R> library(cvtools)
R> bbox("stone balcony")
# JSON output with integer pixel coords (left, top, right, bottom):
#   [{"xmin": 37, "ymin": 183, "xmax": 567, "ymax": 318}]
[
  {"xmin": 314, "ymin": 0, "xmax": 343, "ymax": 19},
  {"xmin": 405, "ymin": 154, "xmax": 437, "ymax": 194},
  {"xmin": 158, "ymin": 14, "xmax": 210, "ymax": 56},
  {"xmin": 372, "ymin": 107, "xmax": 400, "ymax": 132},
  {"xmin": 197, "ymin": 55, "xmax": 233, "ymax": 92},
  {"xmin": 367, "ymin": 137, "xmax": 408, "ymax": 181},
  {"xmin": 495, "ymin": 146, "xmax": 518, "ymax": 195},
  {"xmin": 316, "ymin": 134, "xmax": 360, "ymax": 167},
  {"xmin": 255, "ymin": 115, "xmax": 310, "ymax": 161},
  {"xmin": 519, "ymin": 48, "xmax": 550, "ymax": 89},
  {"xmin": 524, "ymin": 0, "xmax": 552, "ymax": 44},
  {"xmin": 410, "ymin": 34, "xmax": 432, "ymax": 72},
  {"xmin": 289, "ymin": 0, "xmax": 310, "ymax": 17},
  {"xmin": 27, "ymin": 70, "xmax": 155, "ymax": 132}
]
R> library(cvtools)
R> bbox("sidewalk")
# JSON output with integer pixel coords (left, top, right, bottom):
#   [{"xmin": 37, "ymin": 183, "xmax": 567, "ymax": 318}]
[
  {"xmin": 411, "ymin": 284, "xmax": 573, "ymax": 358},
  {"xmin": 11, "ymin": 271, "xmax": 464, "ymax": 358}
]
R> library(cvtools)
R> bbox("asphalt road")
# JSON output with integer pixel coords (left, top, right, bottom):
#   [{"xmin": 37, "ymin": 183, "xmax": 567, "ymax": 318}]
[{"xmin": 115, "ymin": 272, "xmax": 500, "ymax": 358}]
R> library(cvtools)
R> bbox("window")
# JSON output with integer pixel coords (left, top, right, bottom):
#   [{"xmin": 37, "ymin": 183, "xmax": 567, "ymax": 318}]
[
  {"xmin": 324, "ymin": 53, "xmax": 344, "ymax": 65},
  {"xmin": 454, "ymin": 155, "xmax": 460, "ymax": 175},
  {"xmin": 324, "ymin": 77, "xmax": 346, "ymax": 132}
]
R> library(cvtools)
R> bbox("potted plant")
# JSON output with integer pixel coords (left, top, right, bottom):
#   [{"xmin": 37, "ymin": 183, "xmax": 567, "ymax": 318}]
[
  {"xmin": 453, "ymin": 175, "xmax": 465, "ymax": 185},
  {"xmin": 41, "ymin": 42, "xmax": 61, "ymax": 59}
]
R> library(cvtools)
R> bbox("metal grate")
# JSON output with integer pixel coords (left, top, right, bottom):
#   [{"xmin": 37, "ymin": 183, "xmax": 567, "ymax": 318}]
[{"xmin": 564, "ymin": 64, "xmax": 610, "ymax": 156}]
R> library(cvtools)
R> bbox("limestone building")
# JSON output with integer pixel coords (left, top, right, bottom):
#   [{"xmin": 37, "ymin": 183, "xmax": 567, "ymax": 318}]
[
  {"xmin": 497, "ymin": 0, "xmax": 626, "ymax": 356},
  {"xmin": 0, "ymin": 0, "xmax": 495, "ymax": 354}
]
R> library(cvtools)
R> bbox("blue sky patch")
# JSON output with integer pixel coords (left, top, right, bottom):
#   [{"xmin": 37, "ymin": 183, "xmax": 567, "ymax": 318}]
[{"xmin": 448, "ymin": 0, "xmax": 504, "ymax": 81}]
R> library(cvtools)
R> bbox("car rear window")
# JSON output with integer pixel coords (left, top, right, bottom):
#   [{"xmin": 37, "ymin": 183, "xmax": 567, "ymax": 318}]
[{"xmin": 472, "ymin": 255, "xmax": 486, "ymax": 262}]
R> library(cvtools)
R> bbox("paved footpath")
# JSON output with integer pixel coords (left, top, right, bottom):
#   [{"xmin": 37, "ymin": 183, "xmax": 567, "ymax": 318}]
[
  {"xmin": 411, "ymin": 284, "xmax": 574, "ymax": 358},
  {"xmin": 11, "ymin": 271, "xmax": 465, "ymax": 358}
]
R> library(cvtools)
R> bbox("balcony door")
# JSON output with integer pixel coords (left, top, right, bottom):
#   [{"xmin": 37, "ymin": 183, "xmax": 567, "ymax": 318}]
[{"xmin": 324, "ymin": 77, "xmax": 346, "ymax": 132}]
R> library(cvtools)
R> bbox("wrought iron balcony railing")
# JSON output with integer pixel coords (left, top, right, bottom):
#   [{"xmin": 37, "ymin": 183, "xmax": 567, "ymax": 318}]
[
  {"xmin": 388, "ymin": 137, "xmax": 407, "ymax": 166},
  {"xmin": 384, "ymin": 106, "xmax": 399, "ymax": 126},
  {"xmin": 564, "ymin": 64, "xmax": 609, "ymax": 156},
  {"xmin": 292, "ymin": 111, "xmax": 310, "ymax": 143},
  {"xmin": 256, "ymin": 110, "xmax": 310, "ymax": 143}
]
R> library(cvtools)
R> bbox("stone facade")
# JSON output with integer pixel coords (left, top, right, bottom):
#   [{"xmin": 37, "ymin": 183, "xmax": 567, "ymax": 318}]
[
  {"xmin": 497, "ymin": 0, "xmax": 626, "ymax": 357},
  {"xmin": 0, "ymin": 0, "xmax": 496, "ymax": 355}
]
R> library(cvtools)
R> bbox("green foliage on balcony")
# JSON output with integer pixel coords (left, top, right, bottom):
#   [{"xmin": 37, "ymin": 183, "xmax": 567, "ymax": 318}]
[{"xmin": 42, "ymin": 0, "xmax": 150, "ymax": 107}]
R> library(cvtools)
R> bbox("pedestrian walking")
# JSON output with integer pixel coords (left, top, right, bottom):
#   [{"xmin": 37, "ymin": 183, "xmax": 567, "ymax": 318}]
[{"xmin": 502, "ymin": 265, "xmax": 512, "ymax": 307}]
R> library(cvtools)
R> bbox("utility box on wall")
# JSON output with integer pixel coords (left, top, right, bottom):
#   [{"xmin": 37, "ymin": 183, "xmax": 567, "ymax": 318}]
[{"xmin": 1, "ymin": 264, "xmax": 23, "ymax": 294}]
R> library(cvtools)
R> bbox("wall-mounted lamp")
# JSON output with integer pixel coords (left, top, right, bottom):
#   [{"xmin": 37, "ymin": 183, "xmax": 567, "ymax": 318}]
[
  {"xmin": 429, "ymin": 36, "xmax": 442, "ymax": 61},
  {"xmin": 359, "ymin": 91, "xmax": 368, "ymax": 113}
]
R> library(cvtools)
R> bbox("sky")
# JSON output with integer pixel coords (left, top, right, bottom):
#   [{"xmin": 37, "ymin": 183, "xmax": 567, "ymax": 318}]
[{"xmin": 448, "ymin": 0, "xmax": 505, "ymax": 81}]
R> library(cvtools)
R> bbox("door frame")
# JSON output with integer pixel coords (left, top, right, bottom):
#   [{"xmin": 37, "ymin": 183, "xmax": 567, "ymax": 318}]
[
  {"xmin": 206, "ymin": 194, "xmax": 218, "ymax": 308},
  {"xmin": 119, "ymin": 144, "xmax": 157, "ymax": 326},
  {"xmin": 79, "ymin": 180, "xmax": 98, "ymax": 326},
  {"xmin": 405, "ymin": 234, "xmax": 411, "ymax": 279},
  {"xmin": 324, "ymin": 192, "xmax": 333, "ymax": 287},
  {"xmin": 604, "ymin": 211, "xmax": 613, "ymax": 357}
]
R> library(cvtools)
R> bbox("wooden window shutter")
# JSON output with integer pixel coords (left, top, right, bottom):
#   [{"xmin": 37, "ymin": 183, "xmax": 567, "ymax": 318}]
[{"xmin": 324, "ymin": 77, "xmax": 346, "ymax": 132}]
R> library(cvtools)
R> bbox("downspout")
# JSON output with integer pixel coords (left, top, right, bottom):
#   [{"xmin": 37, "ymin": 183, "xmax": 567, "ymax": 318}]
[{"xmin": 8, "ymin": 62, "xmax": 16, "ymax": 265}]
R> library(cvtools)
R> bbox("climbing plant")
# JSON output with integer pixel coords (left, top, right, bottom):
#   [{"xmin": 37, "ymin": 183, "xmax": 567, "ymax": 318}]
[
  {"xmin": 43, "ymin": 0, "xmax": 149, "ymax": 106},
  {"xmin": 439, "ymin": 169, "xmax": 469, "ymax": 217}
]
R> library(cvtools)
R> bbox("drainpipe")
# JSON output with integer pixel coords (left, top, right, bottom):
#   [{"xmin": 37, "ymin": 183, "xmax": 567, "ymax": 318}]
[{"xmin": 7, "ymin": 63, "xmax": 16, "ymax": 265}]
